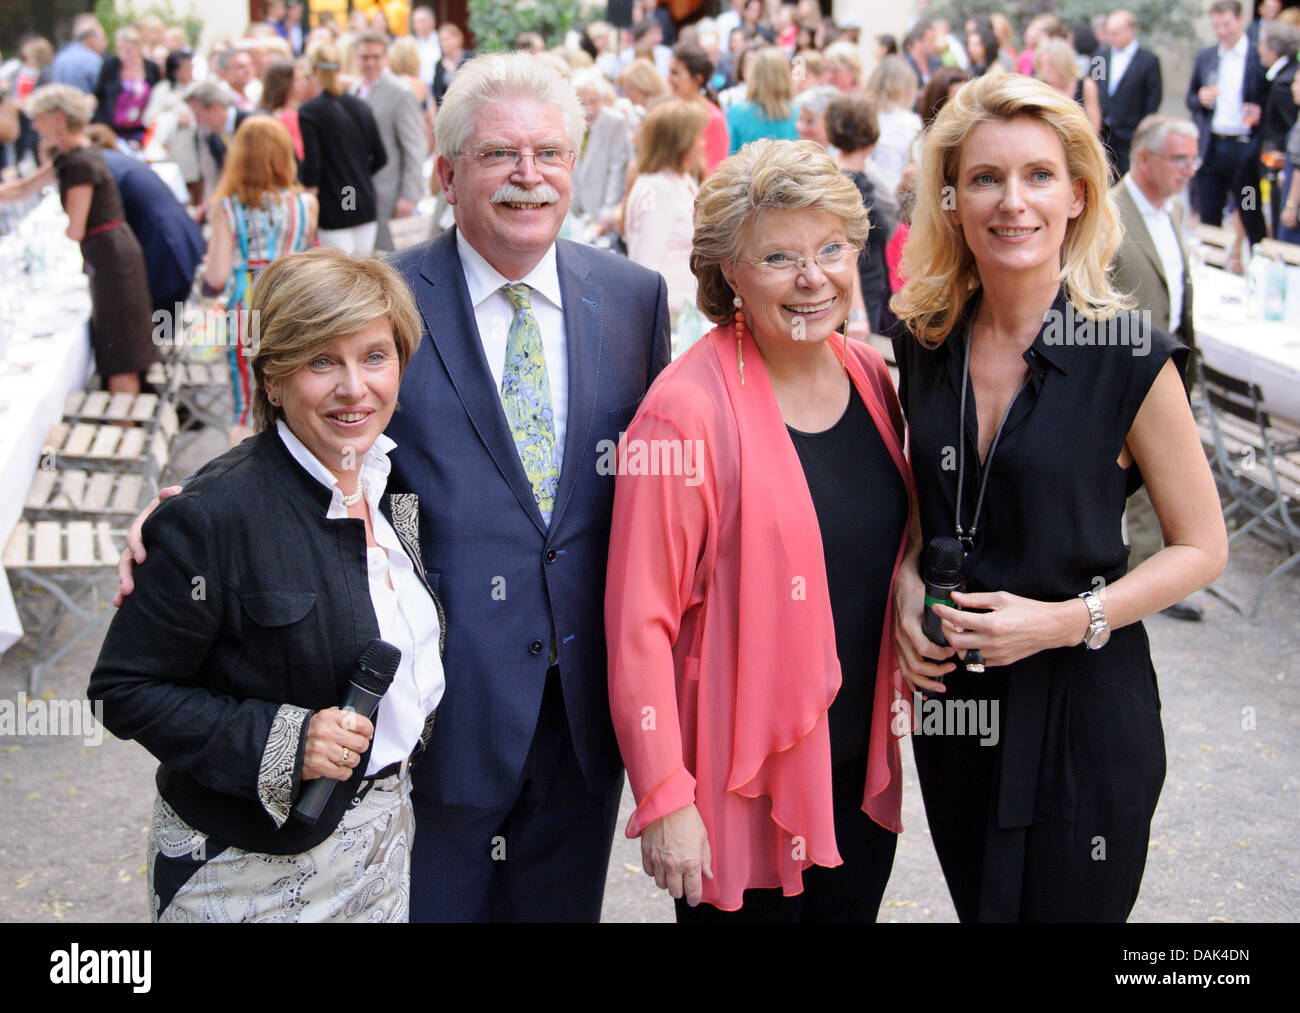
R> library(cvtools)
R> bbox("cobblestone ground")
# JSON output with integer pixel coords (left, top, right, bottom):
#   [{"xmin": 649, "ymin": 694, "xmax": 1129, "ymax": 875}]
[{"xmin": 2, "ymin": 428, "xmax": 1296, "ymax": 922}]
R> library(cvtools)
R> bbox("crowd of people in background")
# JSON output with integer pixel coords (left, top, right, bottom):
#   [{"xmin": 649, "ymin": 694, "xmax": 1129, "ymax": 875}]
[{"xmin": 1, "ymin": 1, "xmax": 1299, "ymax": 398}]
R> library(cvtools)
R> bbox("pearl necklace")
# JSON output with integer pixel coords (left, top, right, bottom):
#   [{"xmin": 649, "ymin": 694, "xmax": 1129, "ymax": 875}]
[{"xmin": 341, "ymin": 486, "xmax": 364, "ymax": 507}]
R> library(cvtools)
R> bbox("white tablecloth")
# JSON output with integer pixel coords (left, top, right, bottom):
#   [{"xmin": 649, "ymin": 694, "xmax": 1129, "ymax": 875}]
[
  {"xmin": 0, "ymin": 191, "xmax": 94, "ymax": 654},
  {"xmin": 1192, "ymin": 262, "xmax": 1300, "ymax": 424}
]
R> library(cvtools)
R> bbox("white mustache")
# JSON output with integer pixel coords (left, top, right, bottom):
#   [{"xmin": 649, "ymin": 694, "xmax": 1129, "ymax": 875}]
[{"xmin": 491, "ymin": 182, "xmax": 561, "ymax": 205}]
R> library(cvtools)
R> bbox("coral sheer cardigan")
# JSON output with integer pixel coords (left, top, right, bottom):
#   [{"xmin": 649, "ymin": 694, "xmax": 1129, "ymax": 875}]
[{"xmin": 605, "ymin": 321, "xmax": 915, "ymax": 910}]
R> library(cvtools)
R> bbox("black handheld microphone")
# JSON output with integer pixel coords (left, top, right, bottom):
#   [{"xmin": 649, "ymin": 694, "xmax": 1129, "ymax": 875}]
[
  {"xmin": 292, "ymin": 638, "xmax": 402, "ymax": 824},
  {"xmin": 921, "ymin": 537, "xmax": 985, "ymax": 674}
]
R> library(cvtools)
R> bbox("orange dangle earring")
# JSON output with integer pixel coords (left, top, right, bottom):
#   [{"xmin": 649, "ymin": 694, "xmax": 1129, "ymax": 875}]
[{"xmin": 733, "ymin": 294, "xmax": 746, "ymax": 386}]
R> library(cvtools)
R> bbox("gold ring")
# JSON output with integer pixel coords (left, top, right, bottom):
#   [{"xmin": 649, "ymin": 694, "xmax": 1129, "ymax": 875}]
[{"xmin": 340, "ymin": 747, "xmax": 350, "ymax": 765}]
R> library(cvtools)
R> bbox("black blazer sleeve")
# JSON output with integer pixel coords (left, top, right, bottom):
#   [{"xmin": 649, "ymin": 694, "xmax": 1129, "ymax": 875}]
[
  {"xmin": 297, "ymin": 102, "xmax": 322, "ymax": 187},
  {"xmin": 92, "ymin": 56, "xmax": 120, "ymax": 127},
  {"xmin": 1263, "ymin": 67, "xmax": 1298, "ymax": 152},
  {"xmin": 1140, "ymin": 50, "xmax": 1162, "ymax": 120},
  {"xmin": 1186, "ymin": 49, "xmax": 1208, "ymax": 119},
  {"xmin": 88, "ymin": 492, "xmax": 298, "ymax": 805}
]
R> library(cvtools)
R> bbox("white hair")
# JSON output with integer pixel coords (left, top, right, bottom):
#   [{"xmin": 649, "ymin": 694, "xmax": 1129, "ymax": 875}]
[
  {"xmin": 1131, "ymin": 114, "xmax": 1199, "ymax": 156},
  {"xmin": 435, "ymin": 52, "xmax": 586, "ymax": 157},
  {"xmin": 796, "ymin": 85, "xmax": 841, "ymax": 117}
]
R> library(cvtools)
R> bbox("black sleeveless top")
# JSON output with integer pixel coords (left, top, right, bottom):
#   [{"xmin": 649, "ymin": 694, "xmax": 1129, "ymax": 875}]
[
  {"xmin": 891, "ymin": 287, "xmax": 1187, "ymax": 830},
  {"xmin": 788, "ymin": 385, "xmax": 908, "ymax": 764}
]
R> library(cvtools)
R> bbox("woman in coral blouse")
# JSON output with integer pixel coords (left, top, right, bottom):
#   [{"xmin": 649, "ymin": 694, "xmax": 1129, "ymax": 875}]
[{"xmin": 606, "ymin": 139, "xmax": 915, "ymax": 921}]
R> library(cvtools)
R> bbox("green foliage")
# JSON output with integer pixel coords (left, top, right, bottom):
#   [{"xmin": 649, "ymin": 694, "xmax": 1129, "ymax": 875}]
[
  {"xmin": 927, "ymin": 0, "xmax": 1201, "ymax": 47},
  {"xmin": 467, "ymin": 0, "xmax": 602, "ymax": 52},
  {"xmin": 92, "ymin": 0, "xmax": 204, "ymax": 52}
]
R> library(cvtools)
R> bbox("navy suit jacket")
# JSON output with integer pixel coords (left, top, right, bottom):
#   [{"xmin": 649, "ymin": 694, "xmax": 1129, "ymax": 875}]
[
  {"xmin": 386, "ymin": 228, "xmax": 671, "ymax": 808},
  {"xmin": 1098, "ymin": 46, "xmax": 1163, "ymax": 147},
  {"xmin": 101, "ymin": 150, "xmax": 205, "ymax": 306},
  {"xmin": 1185, "ymin": 43, "xmax": 1269, "ymax": 161}
]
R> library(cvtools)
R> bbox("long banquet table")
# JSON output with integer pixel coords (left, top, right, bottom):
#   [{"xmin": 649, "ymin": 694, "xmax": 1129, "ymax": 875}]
[
  {"xmin": 0, "ymin": 190, "xmax": 95, "ymax": 654},
  {"xmin": 1192, "ymin": 259, "xmax": 1300, "ymax": 425}
]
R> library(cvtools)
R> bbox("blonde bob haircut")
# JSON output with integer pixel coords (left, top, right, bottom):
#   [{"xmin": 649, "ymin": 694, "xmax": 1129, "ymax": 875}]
[
  {"xmin": 248, "ymin": 248, "xmax": 422, "ymax": 433},
  {"xmin": 890, "ymin": 72, "xmax": 1131, "ymax": 348},
  {"xmin": 24, "ymin": 83, "xmax": 97, "ymax": 131},
  {"xmin": 1034, "ymin": 38, "xmax": 1081, "ymax": 86},
  {"xmin": 691, "ymin": 138, "xmax": 870, "ymax": 323},
  {"xmin": 636, "ymin": 98, "xmax": 708, "ymax": 174}
]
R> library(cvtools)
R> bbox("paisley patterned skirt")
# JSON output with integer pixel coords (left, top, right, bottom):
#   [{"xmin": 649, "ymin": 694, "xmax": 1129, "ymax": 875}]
[{"xmin": 146, "ymin": 773, "xmax": 412, "ymax": 922}]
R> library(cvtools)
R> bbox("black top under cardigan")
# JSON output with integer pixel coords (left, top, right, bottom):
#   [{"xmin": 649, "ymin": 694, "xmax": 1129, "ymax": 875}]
[{"xmin": 88, "ymin": 428, "xmax": 441, "ymax": 855}]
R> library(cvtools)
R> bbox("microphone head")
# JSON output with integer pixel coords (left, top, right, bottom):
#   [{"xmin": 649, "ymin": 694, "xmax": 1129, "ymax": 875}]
[
  {"xmin": 353, "ymin": 638, "xmax": 402, "ymax": 695},
  {"xmin": 922, "ymin": 536, "xmax": 965, "ymax": 585}
]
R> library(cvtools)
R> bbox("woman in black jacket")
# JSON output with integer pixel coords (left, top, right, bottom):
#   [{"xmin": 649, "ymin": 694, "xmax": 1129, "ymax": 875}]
[
  {"xmin": 826, "ymin": 93, "xmax": 892, "ymax": 333},
  {"xmin": 88, "ymin": 248, "xmax": 445, "ymax": 922},
  {"xmin": 297, "ymin": 39, "xmax": 387, "ymax": 254},
  {"xmin": 92, "ymin": 26, "xmax": 160, "ymax": 145}
]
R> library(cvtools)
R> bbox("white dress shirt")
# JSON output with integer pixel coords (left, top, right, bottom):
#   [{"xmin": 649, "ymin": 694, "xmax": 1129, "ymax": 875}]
[
  {"xmin": 1124, "ymin": 174, "xmax": 1186, "ymax": 332},
  {"xmin": 415, "ymin": 33, "xmax": 442, "ymax": 87},
  {"xmin": 455, "ymin": 229, "xmax": 569, "ymax": 473},
  {"xmin": 1108, "ymin": 39, "xmax": 1138, "ymax": 96},
  {"xmin": 1266, "ymin": 55, "xmax": 1289, "ymax": 82},
  {"xmin": 1211, "ymin": 34, "xmax": 1250, "ymax": 136},
  {"xmin": 276, "ymin": 421, "xmax": 445, "ymax": 775}
]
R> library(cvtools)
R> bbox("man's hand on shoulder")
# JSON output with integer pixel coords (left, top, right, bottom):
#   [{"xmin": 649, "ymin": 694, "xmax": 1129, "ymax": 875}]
[{"xmin": 114, "ymin": 485, "xmax": 183, "ymax": 606}]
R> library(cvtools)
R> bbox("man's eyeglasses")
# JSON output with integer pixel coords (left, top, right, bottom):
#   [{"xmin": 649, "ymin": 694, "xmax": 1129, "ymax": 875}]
[
  {"xmin": 458, "ymin": 147, "xmax": 576, "ymax": 170},
  {"xmin": 1155, "ymin": 153, "xmax": 1202, "ymax": 171},
  {"xmin": 742, "ymin": 242, "xmax": 862, "ymax": 274}
]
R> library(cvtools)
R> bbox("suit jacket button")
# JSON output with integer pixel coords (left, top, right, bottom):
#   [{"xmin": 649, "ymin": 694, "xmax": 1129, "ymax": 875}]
[
  {"xmin": 528, "ymin": 639, "xmax": 544, "ymax": 655},
  {"xmin": 545, "ymin": 548, "xmax": 557, "ymax": 563}
]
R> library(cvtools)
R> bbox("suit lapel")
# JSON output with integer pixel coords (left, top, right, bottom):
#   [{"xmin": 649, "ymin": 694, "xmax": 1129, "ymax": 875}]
[
  {"xmin": 415, "ymin": 229, "xmax": 548, "ymax": 535},
  {"xmin": 1116, "ymin": 183, "xmax": 1166, "ymax": 286},
  {"xmin": 550, "ymin": 240, "xmax": 601, "ymax": 533}
]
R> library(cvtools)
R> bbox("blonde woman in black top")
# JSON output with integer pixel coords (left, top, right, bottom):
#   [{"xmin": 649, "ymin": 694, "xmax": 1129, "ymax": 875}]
[{"xmin": 889, "ymin": 73, "xmax": 1226, "ymax": 922}]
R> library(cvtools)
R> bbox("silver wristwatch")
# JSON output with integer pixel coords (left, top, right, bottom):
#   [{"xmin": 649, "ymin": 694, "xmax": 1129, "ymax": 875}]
[{"xmin": 1078, "ymin": 591, "xmax": 1110, "ymax": 649}]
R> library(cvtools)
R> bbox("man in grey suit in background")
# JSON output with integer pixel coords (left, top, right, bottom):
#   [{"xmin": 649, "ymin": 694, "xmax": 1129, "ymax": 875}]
[
  {"xmin": 1111, "ymin": 113, "xmax": 1205, "ymax": 621},
  {"xmin": 569, "ymin": 69, "xmax": 633, "ymax": 228},
  {"xmin": 355, "ymin": 32, "xmax": 429, "ymax": 252}
]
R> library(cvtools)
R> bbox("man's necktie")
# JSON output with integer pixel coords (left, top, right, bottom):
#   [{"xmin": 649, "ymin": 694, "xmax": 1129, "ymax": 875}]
[{"xmin": 500, "ymin": 283, "xmax": 560, "ymax": 524}]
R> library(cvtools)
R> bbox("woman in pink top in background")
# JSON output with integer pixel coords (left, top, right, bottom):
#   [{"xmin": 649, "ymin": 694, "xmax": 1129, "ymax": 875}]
[
  {"xmin": 667, "ymin": 43, "xmax": 729, "ymax": 175},
  {"xmin": 606, "ymin": 139, "xmax": 915, "ymax": 921},
  {"xmin": 625, "ymin": 99, "xmax": 708, "ymax": 323}
]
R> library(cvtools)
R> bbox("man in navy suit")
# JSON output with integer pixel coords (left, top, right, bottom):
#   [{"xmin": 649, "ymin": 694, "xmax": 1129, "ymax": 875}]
[
  {"xmin": 1186, "ymin": 0, "xmax": 1270, "ymax": 248},
  {"xmin": 385, "ymin": 53, "xmax": 670, "ymax": 921},
  {"xmin": 1098, "ymin": 9, "xmax": 1163, "ymax": 177}
]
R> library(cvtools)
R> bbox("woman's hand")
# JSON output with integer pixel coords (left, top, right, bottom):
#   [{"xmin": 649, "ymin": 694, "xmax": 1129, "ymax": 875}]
[
  {"xmin": 640, "ymin": 803, "xmax": 712, "ymax": 906},
  {"xmin": 932, "ymin": 590, "xmax": 1087, "ymax": 669},
  {"xmin": 892, "ymin": 562, "xmax": 956, "ymax": 693},
  {"xmin": 1283, "ymin": 203, "xmax": 1299, "ymax": 230},
  {"xmin": 302, "ymin": 708, "xmax": 375, "ymax": 781}
]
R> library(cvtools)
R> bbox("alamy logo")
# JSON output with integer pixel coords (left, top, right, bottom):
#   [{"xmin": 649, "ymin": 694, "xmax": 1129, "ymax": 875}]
[
  {"xmin": 0, "ymin": 693, "xmax": 103, "ymax": 746},
  {"xmin": 595, "ymin": 434, "xmax": 704, "ymax": 486},
  {"xmin": 1041, "ymin": 304, "xmax": 1152, "ymax": 357},
  {"xmin": 49, "ymin": 945, "xmax": 151, "ymax": 992}
]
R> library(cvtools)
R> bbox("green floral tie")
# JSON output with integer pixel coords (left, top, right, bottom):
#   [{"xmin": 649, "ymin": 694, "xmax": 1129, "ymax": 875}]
[{"xmin": 500, "ymin": 283, "xmax": 560, "ymax": 524}]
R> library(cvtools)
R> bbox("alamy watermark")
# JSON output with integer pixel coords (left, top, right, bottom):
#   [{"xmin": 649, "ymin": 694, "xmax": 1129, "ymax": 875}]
[
  {"xmin": 1042, "ymin": 304, "xmax": 1152, "ymax": 357},
  {"xmin": 892, "ymin": 690, "xmax": 999, "ymax": 746},
  {"xmin": 0, "ymin": 693, "xmax": 104, "ymax": 746},
  {"xmin": 595, "ymin": 434, "xmax": 705, "ymax": 487}
]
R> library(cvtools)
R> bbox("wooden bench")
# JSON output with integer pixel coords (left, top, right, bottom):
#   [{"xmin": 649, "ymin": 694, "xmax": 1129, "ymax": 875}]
[
  {"xmin": 4, "ymin": 520, "xmax": 123, "ymax": 694},
  {"xmin": 22, "ymin": 468, "xmax": 146, "ymax": 523}
]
